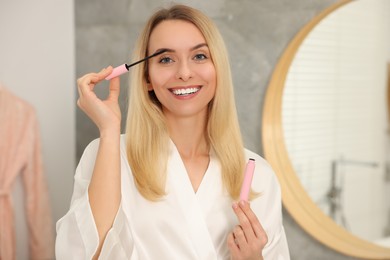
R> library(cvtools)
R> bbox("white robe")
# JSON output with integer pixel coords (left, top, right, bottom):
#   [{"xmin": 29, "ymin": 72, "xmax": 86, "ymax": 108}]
[{"xmin": 55, "ymin": 136, "xmax": 290, "ymax": 259}]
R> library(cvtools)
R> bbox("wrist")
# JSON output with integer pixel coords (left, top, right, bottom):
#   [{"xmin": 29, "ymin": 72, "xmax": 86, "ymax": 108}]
[{"xmin": 99, "ymin": 127, "xmax": 121, "ymax": 139}]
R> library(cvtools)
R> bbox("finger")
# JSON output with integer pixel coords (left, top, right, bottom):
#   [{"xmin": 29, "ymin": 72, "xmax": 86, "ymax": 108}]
[
  {"xmin": 233, "ymin": 225, "xmax": 249, "ymax": 251},
  {"xmin": 232, "ymin": 202, "xmax": 256, "ymax": 242},
  {"xmin": 77, "ymin": 67, "xmax": 106, "ymax": 84},
  {"xmin": 96, "ymin": 66, "xmax": 113, "ymax": 81},
  {"xmin": 88, "ymin": 67, "xmax": 111, "ymax": 86},
  {"xmin": 238, "ymin": 200, "xmax": 266, "ymax": 240},
  {"xmin": 77, "ymin": 67, "xmax": 111, "ymax": 93},
  {"xmin": 107, "ymin": 75, "xmax": 120, "ymax": 101},
  {"xmin": 76, "ymin": 73, "xmax": 93, "ymax": 97},
  {"xmin": 77, "ymin": 74, "xmax": 100, "ymax": 96},
  {"xmin": 227, "ymin": 232, "xmax": 240, "ymax": 256},
  {"xmin": 77, "ymin": 82, "xmax": 83, "ymax": 98},
  {"xmin": 76, "ymin": 76, "xmax": 85, "ymax": 97}
]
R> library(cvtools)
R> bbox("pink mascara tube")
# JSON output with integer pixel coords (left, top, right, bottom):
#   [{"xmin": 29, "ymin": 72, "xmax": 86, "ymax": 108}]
[
  {"xmin": 239, "ymin": 158, "xmax": 256, "ymax": 201},
  {"xmin": 105, "ymin": 49, "xmax": 168, "ymax": 80}
]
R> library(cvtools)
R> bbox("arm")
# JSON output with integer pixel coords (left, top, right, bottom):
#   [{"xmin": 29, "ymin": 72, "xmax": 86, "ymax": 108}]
[
  {"xmin": 89, "ymin": 130, "xmax": 121, "ymax": 259},
  {"xmin": 76, "ymin": 67, "xmax": 121, "ymax": 258},
  {"xmin": 55, "ymin": 138, "xmax": 134, "ymax": 260}
]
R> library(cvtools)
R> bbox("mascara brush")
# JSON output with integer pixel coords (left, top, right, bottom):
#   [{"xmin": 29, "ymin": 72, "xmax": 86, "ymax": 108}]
[{"xmin": 105, "ymin": 49, "xmax": 168, "ymax": 80}]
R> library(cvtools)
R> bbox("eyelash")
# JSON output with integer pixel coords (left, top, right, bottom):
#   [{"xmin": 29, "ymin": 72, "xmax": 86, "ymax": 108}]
[
  {"xmin": 158, "ymin": 53, "xmax": 209, "ymax": 64},
  {"xmin": 159, "ymin": 56, "xmax": 173, "ymax": 64},
  {"xmin": 194, "ymin": 53, "xmax": 208, "ymax": 60}
]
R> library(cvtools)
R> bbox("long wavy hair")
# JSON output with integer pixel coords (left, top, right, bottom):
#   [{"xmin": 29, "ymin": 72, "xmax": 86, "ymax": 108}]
[{"xmin": 126, "ymin": 4, "xmax": 246, "ymax": 201}]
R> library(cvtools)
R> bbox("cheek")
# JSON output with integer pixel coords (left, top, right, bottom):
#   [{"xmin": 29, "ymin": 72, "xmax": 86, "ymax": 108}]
[
  {"xmin": 200, "ymin": 64, "xmax": 217, "ymax": 84},
  {"xmin": 148, "ymin": 67, "xmax": 174, "ymax": 90}
]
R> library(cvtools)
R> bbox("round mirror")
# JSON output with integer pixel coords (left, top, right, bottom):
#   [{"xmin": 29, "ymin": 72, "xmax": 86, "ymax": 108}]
[{"xmin": 262, "ymin": 0, "xmax": 390, "ymax": 258}]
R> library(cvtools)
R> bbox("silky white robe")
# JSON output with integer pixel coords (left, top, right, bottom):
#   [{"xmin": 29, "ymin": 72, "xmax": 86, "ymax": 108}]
[{"xmin": 56, "ymin": 136, "xmax": 290, "ymax": 259}]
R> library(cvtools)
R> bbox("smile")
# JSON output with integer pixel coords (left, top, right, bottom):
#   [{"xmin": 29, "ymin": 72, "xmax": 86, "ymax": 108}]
[{"xmin": 170, "ymin": 87, "xmax": 201, "ymax": 96}]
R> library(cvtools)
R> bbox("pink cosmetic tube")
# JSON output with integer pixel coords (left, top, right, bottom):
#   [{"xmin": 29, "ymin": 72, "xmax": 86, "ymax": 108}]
[
  {"xmin": 105, "ymin": 64, "xmax": 128, "ymax": 80},
  {"xmin": 105, "ymin": 48, "xmax": 168, "ymax": 80},
  {"xmin": 239, "ymin": 158, "xmax": 256, "ymax": 201}
]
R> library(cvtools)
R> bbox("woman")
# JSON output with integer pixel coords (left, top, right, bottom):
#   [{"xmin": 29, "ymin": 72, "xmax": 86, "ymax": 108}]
[{"xmin": 56, "ymin": 4, "xmax": 290, "ymax": 259}]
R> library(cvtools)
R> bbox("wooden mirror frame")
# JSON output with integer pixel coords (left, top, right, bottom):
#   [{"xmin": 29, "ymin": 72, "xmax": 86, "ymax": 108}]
[{"xmin": 261, "ymin": 0, "xmax": 390, "ymax": 258}]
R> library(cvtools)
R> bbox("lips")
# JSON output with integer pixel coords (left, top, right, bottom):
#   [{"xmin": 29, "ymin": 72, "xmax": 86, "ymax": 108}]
[{"xmin": 169, "ymin": 86, "xmax": 201, "ymax": 96}]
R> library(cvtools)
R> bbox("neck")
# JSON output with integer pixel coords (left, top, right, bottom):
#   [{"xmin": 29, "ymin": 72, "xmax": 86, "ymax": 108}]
[{"xmin": 165, "ymin": 114, "xmax": 209, "ymax": 159}]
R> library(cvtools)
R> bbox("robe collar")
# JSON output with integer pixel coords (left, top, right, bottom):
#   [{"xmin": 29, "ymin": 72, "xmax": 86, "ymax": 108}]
[{"xmin": 166, "ymin": 140, "xmax": 220, "ymax": 259}]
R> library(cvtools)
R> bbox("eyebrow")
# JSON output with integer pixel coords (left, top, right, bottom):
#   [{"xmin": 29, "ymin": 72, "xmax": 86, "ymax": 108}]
[{"xmin": 154, "ymin": 43, "xmax": 208, "ymax": 54}]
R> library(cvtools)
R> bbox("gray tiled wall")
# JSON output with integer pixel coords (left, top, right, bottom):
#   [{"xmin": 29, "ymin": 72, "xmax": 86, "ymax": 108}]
[{"xmin": 75, "ymin": 1, "xmax": 357, "ymax": 259}]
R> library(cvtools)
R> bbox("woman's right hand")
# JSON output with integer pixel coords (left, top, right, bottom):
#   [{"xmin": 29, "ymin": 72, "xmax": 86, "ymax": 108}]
[{"xmin": 76, "ymin": 66, "xmax": 121, "ymax": 136}]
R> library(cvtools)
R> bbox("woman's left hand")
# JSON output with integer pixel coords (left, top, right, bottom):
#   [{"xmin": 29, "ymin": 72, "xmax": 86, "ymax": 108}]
[{"xmin": 227, "ymin": 200, "xmax": 268, "ymax": 260}]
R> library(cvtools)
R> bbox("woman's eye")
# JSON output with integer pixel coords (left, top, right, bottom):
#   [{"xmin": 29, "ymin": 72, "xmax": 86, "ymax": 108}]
[
  {"xmin": 194, "ymin": 53, "xmax": 207, "ymax": 60},
  {"xmin": 159, "ymin": 57, "xmax": 173, "ymax": 64}
]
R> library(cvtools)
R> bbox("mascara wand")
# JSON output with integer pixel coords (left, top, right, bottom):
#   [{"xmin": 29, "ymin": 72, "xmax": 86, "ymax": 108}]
[{"xmin": 105, "ymin": 49, "xmax": 168, "ymax": 80}]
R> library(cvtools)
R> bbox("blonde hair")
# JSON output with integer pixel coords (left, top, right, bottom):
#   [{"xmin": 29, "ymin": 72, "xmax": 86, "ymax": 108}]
[{"xmin": 126, "ymin": 4, "xmax": 246, "ymax": 201}]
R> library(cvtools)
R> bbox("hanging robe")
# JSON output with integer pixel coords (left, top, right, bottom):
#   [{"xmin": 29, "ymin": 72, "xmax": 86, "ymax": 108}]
[
  {"xmin": 56, "ymin": 136, "xmax": 290, "ymax": 259},
  {"xmin": 0, "ymin": 85, "xmax": 54, "ymax": 260}
]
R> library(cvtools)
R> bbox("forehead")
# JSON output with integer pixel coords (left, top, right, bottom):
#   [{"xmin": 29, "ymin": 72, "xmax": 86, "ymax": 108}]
[{"xmin": 148, "ymin": 20, "xmax": 206, "ymax": 50}]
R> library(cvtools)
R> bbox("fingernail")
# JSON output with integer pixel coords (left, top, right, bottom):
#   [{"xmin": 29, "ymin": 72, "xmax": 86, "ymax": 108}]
[
  {"xmin": 239, "ymin": 200, "xmax": 246, "ymax": 206},
  {"xmin": 232, "ymin": 202, "xmax": 238, "ymax": 209}
]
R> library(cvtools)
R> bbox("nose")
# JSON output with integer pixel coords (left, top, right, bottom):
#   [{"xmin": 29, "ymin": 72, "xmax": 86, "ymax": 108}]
[{"xmin": 175, "ymin": 60, "xmax": 192, "ymax": 81}]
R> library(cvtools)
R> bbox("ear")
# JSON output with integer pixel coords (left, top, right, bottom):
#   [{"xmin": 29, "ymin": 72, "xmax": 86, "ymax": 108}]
[
  {"xmin": 146, "ymin": 81, "xmax": 153, "ymax": 91},
  {"xmin": 146, "ymin": 75, "xmax": 153, "ymax": 91}
]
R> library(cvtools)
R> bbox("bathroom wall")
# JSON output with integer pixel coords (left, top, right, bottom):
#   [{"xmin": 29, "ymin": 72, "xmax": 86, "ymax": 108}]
[{"xmin": 75, "ymin": 0, "xmax": 362, "ymax": 259}]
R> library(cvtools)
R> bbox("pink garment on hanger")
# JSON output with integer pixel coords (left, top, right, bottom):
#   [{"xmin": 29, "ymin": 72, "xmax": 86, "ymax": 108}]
[{"xmin": 0, "ymin": 85, "xmax": 54, "ymax": 260}]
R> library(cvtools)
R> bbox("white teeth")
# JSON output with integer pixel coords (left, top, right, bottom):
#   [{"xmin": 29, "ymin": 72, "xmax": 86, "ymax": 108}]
[{"xmin": 172, "ymin": 87, "xmax": 200, "ymax": 96}]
